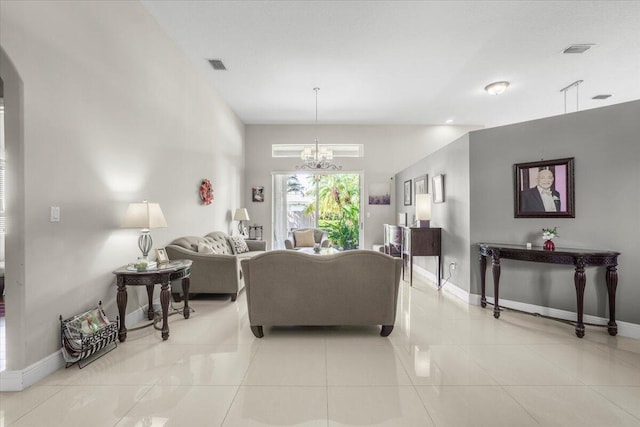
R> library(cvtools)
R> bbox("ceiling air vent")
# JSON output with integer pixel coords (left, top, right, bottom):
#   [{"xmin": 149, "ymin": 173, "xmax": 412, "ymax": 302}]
[
  {"xmin": 563, "ymin": 44, "xmax": 594, "ymax": 54},
  {"xmin": 592, "ymin": 94, "xmax": 612, "ymax": 100},
  {"xmin": 208, "ymin": 59, "xmax": 227, "ymax": 70}
]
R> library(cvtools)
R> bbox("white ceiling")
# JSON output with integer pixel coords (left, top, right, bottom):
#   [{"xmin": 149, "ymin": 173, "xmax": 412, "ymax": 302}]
[{"xmin": 141, "ymin": 1, "xmax": 640, "ymax": 128}]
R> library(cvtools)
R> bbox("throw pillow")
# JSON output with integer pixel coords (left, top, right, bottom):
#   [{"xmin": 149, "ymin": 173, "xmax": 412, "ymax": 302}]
[
  {"xmin": 229, "ymin": 235, "xmax": 250, "ymax": 254},
  {"xmin": 197, "ymin": 241, "xmax": 216, "ymax": 254},
  {"xmin": 294, "ymin": 229, "xmax": 315, "ymax": 247}
]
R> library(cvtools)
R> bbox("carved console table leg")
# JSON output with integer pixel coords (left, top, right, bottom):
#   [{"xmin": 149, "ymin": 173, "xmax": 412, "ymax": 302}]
[
  {"xmin": 116, "ymin": 278, "xmax": 128, "ymax": 342},
  {"xmin": 574, "ymin": 263, "xmax": 586, "ymax": 338},
  {"xmin": 492, "ymin": 252, "xmax": 501, "ymax": 319},
  {"xmin": 182, "ymin": 277, "xmax": 191, "ymax": 319},
  {"xmin": 479, "ymin": 253, "xmax": 487, "ymax": 308},
  {"xmin": 146, "ymin": 285, "xmax": 155, "ymax": 320},
  {"xmin": 160, "ymin": 281, "xmax": 170, "ymax": 340},
  {"xmin": 606, "ymin": 265, "xmax": 618, "ymax": 336}
]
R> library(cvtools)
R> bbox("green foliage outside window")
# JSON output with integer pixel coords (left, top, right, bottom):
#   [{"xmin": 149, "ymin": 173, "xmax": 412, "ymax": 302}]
[{"xmin": 304, "ymin": 174, "xmax": 360, "ymax": 250}]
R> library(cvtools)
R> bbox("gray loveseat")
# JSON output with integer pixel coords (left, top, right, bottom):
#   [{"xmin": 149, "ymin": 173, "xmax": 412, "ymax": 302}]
[
  {"xmin": 165, "ymin": 232, "xmax": 266, "ymax": 301},
  {"xmin": 240, "ymin": 250, "xmax": 402, "ymax": 337}
]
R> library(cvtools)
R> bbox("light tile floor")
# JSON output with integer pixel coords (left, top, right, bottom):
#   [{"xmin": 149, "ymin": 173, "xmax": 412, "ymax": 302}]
[{"xmin": 1, "ymin": 276, "xmax": 640, "ymax": 426}]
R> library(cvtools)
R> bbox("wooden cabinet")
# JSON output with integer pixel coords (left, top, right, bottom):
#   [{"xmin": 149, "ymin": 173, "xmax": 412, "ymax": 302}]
[{"xmin": 401, "ymin": 227, "xmax": 442, "ymax": 287}]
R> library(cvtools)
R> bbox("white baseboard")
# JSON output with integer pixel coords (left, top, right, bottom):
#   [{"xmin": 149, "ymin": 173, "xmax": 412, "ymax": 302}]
[
  {"xmin": 411, "ymin": 264, "xmax": 640, "ymax": 340},
  {"xmin": 0, "ymin": 305, "xmax": 148, "ymax": 391},
  {"xmin": 0, "ymin": 350, "xmax": 65, "ymax": 392}
]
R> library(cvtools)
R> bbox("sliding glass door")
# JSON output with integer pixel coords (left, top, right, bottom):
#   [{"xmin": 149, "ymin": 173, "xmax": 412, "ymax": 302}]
[{"xmin": 272, "ymin": 172, "xmax": 361, "ymax": 250}]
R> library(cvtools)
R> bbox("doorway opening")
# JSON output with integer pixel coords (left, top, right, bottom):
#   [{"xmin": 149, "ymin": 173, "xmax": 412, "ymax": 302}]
[{"xmin": 272, "ymin": 172, "xmax": 361, "ymax": 250}]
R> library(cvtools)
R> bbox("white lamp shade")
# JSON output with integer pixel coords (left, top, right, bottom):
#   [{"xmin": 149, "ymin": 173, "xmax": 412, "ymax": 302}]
[
  {"xmin": 233, "ymin": 208, "xmax": 250, "ymax": 222},
  {"xmin": 415, "ymin": 194, "xmax": 432, "ymax": 221},
  {"xmin": 121, "ymin": 202, "xmax": 168, "ymax": 229}
]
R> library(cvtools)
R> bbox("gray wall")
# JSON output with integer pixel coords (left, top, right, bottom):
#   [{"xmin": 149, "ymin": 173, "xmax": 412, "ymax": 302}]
[
  {"xmin": 469, "ymin": 100, "xmax": 640, "ymax": 324},
  {"xmin": 395, "ymin": 134, "xmax": 472, "ymax": 290},
  {"xmin": 245, "ymin": 124, "xmax": 480, "ymax": 250},
  {"xmin": 395, "ymin": 100, "xmax": 640, "ymax": 325},
  {"xmin": 1, "ymin": 1, "xmax": 245, "ymax": 369}
]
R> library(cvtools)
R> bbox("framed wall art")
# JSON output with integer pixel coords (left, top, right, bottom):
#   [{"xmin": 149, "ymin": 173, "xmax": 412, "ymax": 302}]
[
  {"xmin": 252, "ymin": 186, "xmax": 265, "ymax": 202},
  {"xmin": 403, "ymin": 180, "xmax": 412, "ymax": 206},
  {"xmin": 368, "ymin": 183, "xmax": 391, "ymax": 205},
  {"xmin": 513, "ymin": 157, "xmax": 575, "ymax": 218},
  {"xmin": 433, "ymin": 174, "xmax": 445, "ymax": 203},
  {"xmin": 414, "ymin": 174, "xmax": 428, "ymax": 196}
]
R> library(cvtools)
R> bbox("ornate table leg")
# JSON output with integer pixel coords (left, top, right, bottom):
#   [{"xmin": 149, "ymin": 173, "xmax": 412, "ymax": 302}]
[
  {"xmin": 116, "ymin": 277, "xmax": 128, "ymax": 342},
  {"xmin": 146, "ymin": 285, "xmax": 155, "ymax": 320},
  {"xmin": 480, "ymin": 253, "xmax": 487, "ymax": 308},
  {"xmin": 606, "ymin": 265, "xmax": 618, "ymax": 336},
  {"xmin": 574, "ymin": 262, "xmax": 586, "ymax": 338},
  {"xmin": 182, "ymin": 277, "xmax": 191, "ymax": 319},
  {"xmin": 491, "ymin": 251, "xmax": 501, "ymax": 318},
  {"xmin": 160, "ymin": 280, "xmax": 170, "ymax": 340}
]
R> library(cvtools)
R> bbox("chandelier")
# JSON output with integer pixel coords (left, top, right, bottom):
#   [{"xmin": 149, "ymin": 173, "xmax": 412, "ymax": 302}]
[{"xmin": 297, "ymin": 88, "xmax": 342, "ymax": 171}]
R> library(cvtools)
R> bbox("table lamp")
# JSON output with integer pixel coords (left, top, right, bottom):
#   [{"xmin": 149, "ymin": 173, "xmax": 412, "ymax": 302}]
[
  {"xmin": 415, "ymin": 194, "xmax": 431, "ymax": 227},
  {"xmin": 233, "ymin": 208, "xmax": 250, "ymax": 235},
  {"xmin": 121, "ymin": 201, "xmax": 168, "ymax": 259}
]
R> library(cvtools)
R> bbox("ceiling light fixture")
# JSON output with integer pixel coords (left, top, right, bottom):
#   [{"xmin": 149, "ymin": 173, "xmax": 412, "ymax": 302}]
[
  {"xmin": 297, "ymin": 88, "xmax": 342, "ymax": 171},
  {"xmin": 484, "ymin": 81, "xmax": 510, "ymax": 95},
  {"xmin": 560, "ymin": 79, "xmax": 583, "ymax": 113},
  {"xmin": 445, "ymin": 119, "xmax": 454, "ymax": 124}
]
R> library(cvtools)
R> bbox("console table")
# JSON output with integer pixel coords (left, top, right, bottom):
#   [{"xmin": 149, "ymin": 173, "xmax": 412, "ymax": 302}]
[
  {"xmin": 401, "ymin": 227, "xmax": 442, "ymax": 287},
  {"xmin": 113, "ymin": 259, "xmax": 192, "ymax": 342},
  {"xmin": 478, "ymin": 243, "xmax": 620, "ymax": 338}
]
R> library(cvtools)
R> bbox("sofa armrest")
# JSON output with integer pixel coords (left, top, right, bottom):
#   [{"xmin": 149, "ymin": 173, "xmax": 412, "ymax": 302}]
[
  {"xmin": 246, "ymin": 240, "xmax": 266, "ymax": 251},
  {"xmin": 165, "ymin": 245, "xmax": 239, "ymax": 295},
  {"xmin": 284, "ymin": 239, "xmax": 295, "ymax": 250}
]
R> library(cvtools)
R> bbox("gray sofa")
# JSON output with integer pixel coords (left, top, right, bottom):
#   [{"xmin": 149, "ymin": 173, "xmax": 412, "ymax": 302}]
[
  {"xmin": 165, "ymin": 232, "xmax": 266, "ymax": 301},
  {"xmin": 240, "ymin": 250, "xmax": 402, "ymax": 337}
]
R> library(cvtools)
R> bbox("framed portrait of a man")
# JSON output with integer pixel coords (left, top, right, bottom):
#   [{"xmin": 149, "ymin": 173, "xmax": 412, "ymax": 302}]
[{"xmin": 514, "ymin": 157, "xmax": 575, "ymax": 218}]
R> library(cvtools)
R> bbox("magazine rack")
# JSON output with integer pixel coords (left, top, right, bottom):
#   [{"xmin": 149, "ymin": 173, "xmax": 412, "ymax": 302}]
[{"xmin": 60, "ymin": 301, "xmax": 118, "ymax": 368}]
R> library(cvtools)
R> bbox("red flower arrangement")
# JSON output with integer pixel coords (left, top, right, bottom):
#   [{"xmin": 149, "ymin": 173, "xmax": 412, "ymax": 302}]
[{"xmin": 200, "ymin": 179, "xmax": 214, "ymax": 205}]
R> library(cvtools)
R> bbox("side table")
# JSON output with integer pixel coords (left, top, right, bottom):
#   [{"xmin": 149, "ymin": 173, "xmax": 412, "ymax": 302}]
[
  {"xmin": 247, "ymin": 225, "xmax": 264, "ymax": 240},
  {"xmin": 112, "ymin": 259, "xmax": 192, "ymax": 341},
  {"xmin": 401, "ymin": 227, "xmax": 442, "ymax": 287}
]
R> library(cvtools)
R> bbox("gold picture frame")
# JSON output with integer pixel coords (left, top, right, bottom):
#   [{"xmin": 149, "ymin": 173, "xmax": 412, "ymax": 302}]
[{"xmin": 155, "ymin": 247, "xmax": 169, "ymax": 264}]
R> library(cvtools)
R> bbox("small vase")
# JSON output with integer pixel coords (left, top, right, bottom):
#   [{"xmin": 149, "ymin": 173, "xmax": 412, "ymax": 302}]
[{"xmin": 543, "ymin": 239, "xmax": 555, "ymax": 251}]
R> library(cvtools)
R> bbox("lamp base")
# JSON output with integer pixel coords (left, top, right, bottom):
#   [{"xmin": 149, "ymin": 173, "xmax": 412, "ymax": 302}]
[{"xmin": 416, "ymin": 220, "xmax": 430, "ymax": 228}]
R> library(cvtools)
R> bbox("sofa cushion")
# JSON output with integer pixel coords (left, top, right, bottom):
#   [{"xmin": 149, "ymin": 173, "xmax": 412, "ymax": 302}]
[
  {"xmin": 204, "ymin": 232, "xmax": 233, "ymax": 255},
  {"xmin": 197, "ymin": 241, "xmax": 216, "ymax": 254},
  {"xmin": 294, "ymin": 229, "xmax": 315, "ymax": 247},
  {"xmin": 229, "ymin": 235, "xmax": 250, "ymax": 254}
]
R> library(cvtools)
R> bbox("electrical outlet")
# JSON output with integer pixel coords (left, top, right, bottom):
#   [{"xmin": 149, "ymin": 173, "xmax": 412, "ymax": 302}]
[{"xmin": 450, "ymin": 261, "xmax": 456, "ymax": 271}]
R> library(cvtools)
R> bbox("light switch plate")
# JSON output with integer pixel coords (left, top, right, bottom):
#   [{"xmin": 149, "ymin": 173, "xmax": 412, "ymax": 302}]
[{"xmin": 50, "ymin": 206, "xmax": 60, "ymax": 222}]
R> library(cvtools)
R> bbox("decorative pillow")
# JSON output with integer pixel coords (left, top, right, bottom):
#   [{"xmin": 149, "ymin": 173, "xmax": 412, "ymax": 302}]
[
  {"xmin": 197, "ymin": 241, "xmax": 216, "ymax": 254},
  {"xmin": 229, "ymin": 235, "xmax": 250, "ymax": 254},
  {"xmin": 294, "ymin": 229, "xmax": 316, "ymax": 247}
]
